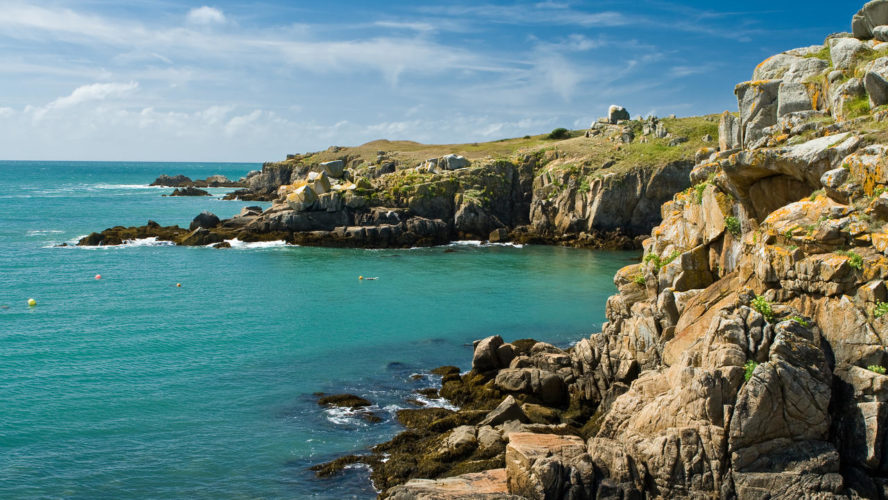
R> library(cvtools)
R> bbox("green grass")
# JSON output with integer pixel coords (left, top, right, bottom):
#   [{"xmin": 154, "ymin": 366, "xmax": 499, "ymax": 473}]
[
  {"xmin": 868, "ymin": 365, "xmax": 887, "ymax": 375},
  {"xmin": 752, "ymin": 295, "xmax": 774, "ymax": 322},
  {"xmin": 845, "ymin": 94, "xmax": 871, "ymax": 119},
  {"xmin": 547, "ymin": 128, "xmax": 571, "ymax": 140},
  {"xmin": 725, "ymin": 216, "xmax": 741, "ymax": 237},
  {"xmin": 633, "ymin": 273, "xmax": 646, "ymax": 286},
  {"xmin": 644, "ymin": 250, "xmax": 681, "ymax": 271},
  {"xmin": 694, "ymin": 183, "xmax": 707, "ymax": 204},
  {"xmin": 836, "ymin": 250, "xmax": 863, "ymax": 270},
  {"xmin": 875, "ymin": 301, "xmax": 888, "ymax": 319},
  {"xmin": 744, "ymin": 360, "xmax": 759, "ymax": 382},
  {"xmin": 803, "ymin": 45, "xmax": 831, "ymax": 63},
  {"xmin": 790, "ymin": 315, "xmax": 810, "ymax": 327}
]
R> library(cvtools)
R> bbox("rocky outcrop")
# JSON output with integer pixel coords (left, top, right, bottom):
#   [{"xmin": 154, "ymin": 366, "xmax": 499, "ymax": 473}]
[
  {"xmin": 313, "ymin": 4, "xmax": 888, "ymax": 498},
  {"xmin": 168, "ymin": 186, "xmax": 210, "ymax": 197},
  {"xmin": 151, "ymin": 173, "xmax": 246, "ymax": 188},
  {"xmin": 527, "ymin": 160, "xmax": 694, "ymax": 245}
]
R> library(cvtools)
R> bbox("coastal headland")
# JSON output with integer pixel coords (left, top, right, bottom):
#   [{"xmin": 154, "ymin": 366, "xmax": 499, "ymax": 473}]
[{"xmin": 82, "ymin": 2, "xmax": 888, "ymax": 498}]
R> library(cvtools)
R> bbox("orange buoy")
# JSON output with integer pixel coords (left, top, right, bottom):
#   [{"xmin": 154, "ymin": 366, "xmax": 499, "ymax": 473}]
[
  {"xmin": 359, "ymin": 276, "xmax": 363, "ymax": 280},
  {"xmin": 176, "ymin": 283, "xmax": 182, "ymax": 287},
  {"xmin": 95, "ymin": 274, "xmax": 102, "ymax": 280}
]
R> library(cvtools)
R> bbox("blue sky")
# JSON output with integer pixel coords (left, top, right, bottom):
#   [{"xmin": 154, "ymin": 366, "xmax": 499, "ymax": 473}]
[{"xmin": 0, "ymin": 1, "xmax": 855, "ymax": 161}]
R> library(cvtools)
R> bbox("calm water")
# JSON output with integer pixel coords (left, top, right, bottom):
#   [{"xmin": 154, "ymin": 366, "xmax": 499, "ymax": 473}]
[{"xmin": 0, "ymin": 161, "xmax": 633, "ymax": 499}]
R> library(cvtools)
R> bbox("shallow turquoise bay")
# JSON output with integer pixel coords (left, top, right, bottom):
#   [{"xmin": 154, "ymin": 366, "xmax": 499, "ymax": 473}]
[{"xmin": 0, "ymin": 161, "xmax": 635, "ymax": 498}]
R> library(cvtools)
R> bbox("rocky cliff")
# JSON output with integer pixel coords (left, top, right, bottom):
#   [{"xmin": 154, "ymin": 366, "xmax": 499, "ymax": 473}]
[
  {"xmin": 321, "ymin": 4, "xmax": 888, "ymax": 499},
  {"xmin": 80, "ymin": 119, "xmax": 713, "ymax": 249}
]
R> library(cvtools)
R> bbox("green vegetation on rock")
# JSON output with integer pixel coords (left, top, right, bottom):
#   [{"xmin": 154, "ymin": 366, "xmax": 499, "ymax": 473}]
[
  {"xmin": 836, "ymin": 250, "xmax": 864, "ymax": 270},
  {"xmin": 752, "ymin": 295, "xmax": 774, "ymax": 322},
  {"xmin": 875, "ymin": 301, "xmax": 888, "ymax": 319},
  {"xmin": 744, "ymin": 360, "xmax": 759, "ymax": 382},
  {"xmin": 868, "ymin": 365, "xmax": 887, "ymax": 375},
  {"xmin": 724, "ymin": 216, "xmax": 741, "ymax": 237}
]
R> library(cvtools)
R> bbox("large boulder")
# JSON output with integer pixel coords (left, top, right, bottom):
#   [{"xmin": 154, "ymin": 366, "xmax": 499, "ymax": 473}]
[
  {"xmin": 505, "ymin": 433, "xmax": 593, "ymax": 499},
  {"xmin": 782, "ymin": 57, "xmax": 830, "ymax": 83},
  {"xmin": 735, "ymin": 80, "xmax": 781, "ymax": 148},
  {"xmin": 189, "ymin": 211, "xmax": 220, "ymax": 230},
  {"xmin": 777, "ymin": 82, "xmax": 817, "ymax": 117},
  {"xmin": 204, "ymin": 174, "xmax": 232, "ymax": 187},
  {"xmin": 608, "ymin": 105, "xmax": 630, "ymax": 124},
  {"xmin": 718, "ymin": 111, "xmax": 741, "ymax": 151},
  {"xmin": 320, "ymin": 160, "xmax": 345, "ymax": 178},
  {"xmin": 387, "ymin": 469, "xmax": 519, "ymax": 500},
  {"xmin": 863, "ymin": 57, "xmax": 888, "ymax": 107},
  {"xmin": 729, "ymin": 321, "xmax": 844, "ymax": 498},
  {"xmin": 441, "ymin": 154, "xmax": 470, "ymax": 170},
  {"xmin": 150, "ymin": 174, "xmax": 192, "ymax": 187},
  {"xmin": 285, "ymin": 184, "xmax": 319, "ymax": 212},
  {"xmin": 494, "ymin": 368, "xmax": 567, "ymax": 405},
  {"xmin": 828, "ymin": 73, "xmax": 866, "ymax": 121},
  {"xmin": 853, "ymin": 0, "xmax": 888, "ymax": 39},
  {"xmin": 829, "ymin": 37, "xmax": 870, "ymax": 70}
]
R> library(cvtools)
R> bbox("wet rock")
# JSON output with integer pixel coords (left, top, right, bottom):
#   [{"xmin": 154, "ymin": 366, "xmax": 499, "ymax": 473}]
[
  {"xmin": 168, "ymin": 186, "xmax": 210, "ymax": 196},
  {"xmin": 317, "ymin": 394, "xmax": 372, "ymax": 408},
  {"xmin": 150, "ymin": 174, "xmax": 192, "ymax": 187},
  {"xmin": 189, "ymin": 211, "xmax": 220, "ymax": 230}
]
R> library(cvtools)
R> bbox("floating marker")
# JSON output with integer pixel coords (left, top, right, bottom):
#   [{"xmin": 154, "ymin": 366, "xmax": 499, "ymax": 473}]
[
  {"xmin": 359, "ymin": 276, "xmax": 363, "ymax": 280},
  {"xmin": 95, "ymin": 274, "xmax": 102, "ymax": 280},
  {"xmin": 176, "ymin": 283, "xmax": 182, "ymax": 288},
  {"xmin": 27, "ymin": 298, "xmax": 36, "ymax": 307}
]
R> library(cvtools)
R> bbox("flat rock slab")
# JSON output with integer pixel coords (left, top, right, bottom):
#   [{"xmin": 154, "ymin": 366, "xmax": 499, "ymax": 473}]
[{"xmin": 386, "ymin": 469, "xmax": 520, "ymax": 499}]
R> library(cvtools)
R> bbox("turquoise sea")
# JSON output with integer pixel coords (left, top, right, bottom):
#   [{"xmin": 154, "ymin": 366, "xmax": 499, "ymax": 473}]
[{"xmin": 0, "ymin": 161, "xmax": 633, "ymax": 499}]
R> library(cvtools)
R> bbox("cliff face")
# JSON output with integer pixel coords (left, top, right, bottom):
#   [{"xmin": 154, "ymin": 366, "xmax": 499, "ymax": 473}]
[
  {"xmin": 83, "ymin": 121, "xmax": 710, "ymax": 248},
  {"xmin": 374, "ymin": 5, "xmax": 888, "ymax": 499}
]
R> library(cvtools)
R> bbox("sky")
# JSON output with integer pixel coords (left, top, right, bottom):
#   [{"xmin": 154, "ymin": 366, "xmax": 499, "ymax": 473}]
[{"xmin": 0, "ymin": 0, "xmax": 857, "ymax": 161}]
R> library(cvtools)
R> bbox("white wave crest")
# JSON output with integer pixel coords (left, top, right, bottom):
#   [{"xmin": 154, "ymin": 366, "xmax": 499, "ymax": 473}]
[
  {"xmin": 26, "ymin": 229, "xmax": 64, "ymax": 236},
  {"xmin": 120, "ymin": 237, "xmax": 176, "ymax": 247},
  {"xmin": 410, "ymin": 395, "xmax": 459, "ymax": 411},
  {"xmin": 224, "ymin": 239, "xmax": 292, "ymax": 249}
]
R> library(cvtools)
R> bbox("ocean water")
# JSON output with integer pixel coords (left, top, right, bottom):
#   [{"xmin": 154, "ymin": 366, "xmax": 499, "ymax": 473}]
[{"xmin": 0, "ymin": 161, "xmax": 635, "ymax": 499}]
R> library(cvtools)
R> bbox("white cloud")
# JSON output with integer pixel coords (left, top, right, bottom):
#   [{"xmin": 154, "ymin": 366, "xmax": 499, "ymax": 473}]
[
  {"xmin": 0, "ymin": 106, "xmax": 14, "ymax": 117},
  {"xmin": 374, "ymin": 21, "xmax": 436, "ymax": 33},
  {"xmin": 29, "ymin": 81, "xmax": 139, "ymax": 120},
  {"xmin": 187, "ymin": 6, "xmax": 226, "ymax": 26}
]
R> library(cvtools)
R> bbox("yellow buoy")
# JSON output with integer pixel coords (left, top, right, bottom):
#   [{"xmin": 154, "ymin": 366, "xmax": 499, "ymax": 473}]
[
  {"xmin": 27, "ymin": 298, "xmax": 36, "ymax": 307},
  {"xmin": 359, "ymin": 276, "xmax": 363, "ymax": 280}
]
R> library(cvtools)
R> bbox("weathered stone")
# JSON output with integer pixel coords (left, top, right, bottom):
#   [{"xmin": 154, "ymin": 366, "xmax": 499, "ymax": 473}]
[
  {"xmin": 829, "ymin": 37, "xmax": 870, "ymax": 70},
  {"xmin": 782, "ymin": 57, "xmax": 830, "ymax": 83},
  {"xmin": 718, "ymin": 111, "xmax": 741, "ymax": 151},
  {"xmin": 865, "ymin": 57, "xmax": 888, "ymax": 107},
  {"xmin": 473, "ymin": 335, "xmax": 505, "ymax": 372},
  {"xmin": 608, "ymin": 105, "xmax": 630, "ymax": 124},
  {"xmin": 189, "ymin": 211, "xmax": 220, "ymax": 230},
  {"xmin": 387, "ymin": 469, "xmax": 519, "ymax": 500},
  {"xmin": 441, "ymin": 154, "xmax": 470, "ymax": 170},
  {"xmin": 480, "ymin": 395, "xmax": 530, "ymax": 427},
  {"xmin": 320, "ymin": 160, "xmax": 345, "ymax": 178},
  {"xmin": 853, "ymin": 1, "xmax": 888, "ymax": 39},
  {"xmin": 735, "ymin": 80, "xmax": 781, "ymax": 148},
  {"xmin": 505, "ymin": 433, "xmax": 590, "ymax": 499},
  {"xmin": 494, "ymin": 369, "xmax": 567, "ymax": 405},
  {"xmin": 777, "ymin": 82, "xmax": 815, "ymax": 117}
]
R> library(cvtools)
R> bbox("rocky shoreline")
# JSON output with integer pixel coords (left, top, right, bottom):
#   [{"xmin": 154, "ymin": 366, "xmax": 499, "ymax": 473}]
[
  {"xmin": 312, "ymin": 4, "xmax": 888, "ymax": 499},
  {"xmin": 79, "ymin": 115, "xmax": 714, "ymax": 250}
]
